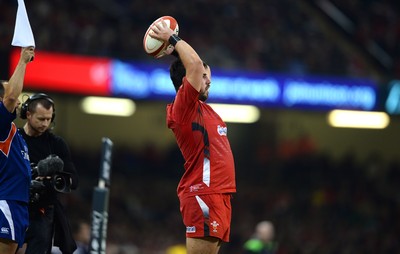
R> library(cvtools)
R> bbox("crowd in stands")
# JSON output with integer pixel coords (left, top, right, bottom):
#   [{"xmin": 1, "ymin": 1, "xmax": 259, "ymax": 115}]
[
  {"xmin": 328, "ymin": 0, "xmax": 400, "ymax": 78},
  {"xmin": 2, "ymin": 0, "xmax": 398, "ymax": 81}
]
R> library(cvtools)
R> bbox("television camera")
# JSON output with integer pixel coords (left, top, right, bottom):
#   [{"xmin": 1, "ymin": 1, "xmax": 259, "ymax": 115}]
[{"xmin": 30, "ymin": 155, "xmax": 72, "ymax": 203}]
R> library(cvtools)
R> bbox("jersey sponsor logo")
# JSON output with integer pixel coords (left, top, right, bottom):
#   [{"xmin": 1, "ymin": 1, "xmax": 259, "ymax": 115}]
[
  {"xmin": 211, "ymin": 220, "xmax": 219, "ymax": 232},
  {"xmin": 217, "ymin": 125, "xmax": 227, "ymax": 136},
  {"xmin": 186, "ymin": 226, "xmax": 196, "ymax": 233},
  {"xmin": 189, "ymin": 184, "xmax": 203, "ymax": 192},
  {"xmin": 1, "ymin": 227, "xmax": 10, "ymax": 234},
  {"xmin": 0, "ymin": 123, "xmax": 17, "ymax": 157},
  {"xmin": 22, "ymin": 144, "xmax": 29, "ymax": 161},
  {"xmin": 22, "ymin": 149, "xmax": 29, "ymax": 161}
]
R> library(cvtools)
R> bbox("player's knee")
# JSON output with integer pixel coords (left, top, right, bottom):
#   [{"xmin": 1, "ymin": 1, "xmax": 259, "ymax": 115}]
[{"xmin": 186, "ymin": 237, "xmax": 221, "ymax": 254}]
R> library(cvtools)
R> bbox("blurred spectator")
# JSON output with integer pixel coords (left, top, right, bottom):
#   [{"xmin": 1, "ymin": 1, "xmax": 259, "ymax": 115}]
[
  {"xmin": 72, "ymin": 221, "xmax": 90, "ymax": 254},
  {"xmin": 166, "ymin": 244, "xmax": 186, "ymax": 254},
  {"xmin": 243, "ymin": 221, "xmax": 278, "ymax": 254}
]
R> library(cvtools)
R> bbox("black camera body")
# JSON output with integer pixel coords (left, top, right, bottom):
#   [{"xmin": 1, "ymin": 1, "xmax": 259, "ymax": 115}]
[{"xmin": 29, "ymin": 155, "xmax": 72, "ymax": 204}]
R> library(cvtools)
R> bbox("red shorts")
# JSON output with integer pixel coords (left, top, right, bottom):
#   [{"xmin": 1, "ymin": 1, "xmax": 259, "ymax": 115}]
[{"xmin": 179, "ymin": 193, "xmax": 232, "ymax": 242}]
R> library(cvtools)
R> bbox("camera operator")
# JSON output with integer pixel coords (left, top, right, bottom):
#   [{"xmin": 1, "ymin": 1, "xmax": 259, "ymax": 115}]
[{"xmin": 18, "ymin": 93, "xmax": 78, "ymax": 254}]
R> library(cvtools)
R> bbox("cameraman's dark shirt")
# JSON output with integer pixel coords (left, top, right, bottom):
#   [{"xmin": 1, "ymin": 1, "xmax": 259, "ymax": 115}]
[{"xmin": 19, "ymin": 129, "xmax": 78, "ymax": 208}]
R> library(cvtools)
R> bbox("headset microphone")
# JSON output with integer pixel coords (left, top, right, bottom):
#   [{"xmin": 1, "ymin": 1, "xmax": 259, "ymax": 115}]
[{"xmin": 20, "ymin": 93, "xmax": 56, "ymax": 122}]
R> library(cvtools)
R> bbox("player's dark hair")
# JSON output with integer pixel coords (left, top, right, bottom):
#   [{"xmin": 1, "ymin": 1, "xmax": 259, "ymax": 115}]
[
  {"xmin": 169, "ymin": 59, "xmax": 208, "ymax": 92},
  {"xmin": 170, "ymin": 59, "xmax": 186, "ymax": 92}
]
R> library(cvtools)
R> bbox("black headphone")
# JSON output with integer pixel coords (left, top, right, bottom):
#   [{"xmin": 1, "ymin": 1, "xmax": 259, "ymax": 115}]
[{"xmin": 20, "ymin": 93, "xmax": 56, "ymax": 122}]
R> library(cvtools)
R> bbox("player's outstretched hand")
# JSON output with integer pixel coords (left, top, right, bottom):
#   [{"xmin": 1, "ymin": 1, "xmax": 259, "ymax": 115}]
[
  {"xmin": 21, "ymin": 46, "xmax": 35, "ymax": 63},
  {"xmin": 149, "ymin": 19, "xmax": 174, "ymax": 43}
]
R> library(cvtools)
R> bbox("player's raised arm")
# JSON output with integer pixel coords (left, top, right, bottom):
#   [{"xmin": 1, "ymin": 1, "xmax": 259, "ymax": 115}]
[
  {"xmin": 2, "ymin": 47, "xmax": 34, "ymax": 112},
  {"xmin": 149, "ymin": 19, "xmax": 204, "ymax": 92}
]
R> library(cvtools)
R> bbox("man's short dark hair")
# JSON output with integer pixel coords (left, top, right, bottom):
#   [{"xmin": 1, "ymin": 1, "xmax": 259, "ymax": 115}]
[
  {"xmin": 27, "ymin": 97, "xmax": 54, "ymax": 113},
  {"xmin": 169, "ymin": 59, "xmax": 208, "ymax": 92},
  {"xmin": 169, "ymin": 59, "xmax": 186, "ymax": 92}
]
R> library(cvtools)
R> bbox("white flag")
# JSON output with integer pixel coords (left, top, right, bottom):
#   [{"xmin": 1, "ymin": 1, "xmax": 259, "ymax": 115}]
[{"xmin": 11, "ymin": 0, "xmax": 35, "ymax": 47}]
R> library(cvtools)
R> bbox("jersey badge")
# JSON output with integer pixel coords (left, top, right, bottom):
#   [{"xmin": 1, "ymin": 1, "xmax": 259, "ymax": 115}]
[
  {"xmin": 211, "ymin": 220, "xmax": 219, "ymax": 232},
  {"xmin": 217, "ymin": 125, "xmax": 227, "ymax": 136}
]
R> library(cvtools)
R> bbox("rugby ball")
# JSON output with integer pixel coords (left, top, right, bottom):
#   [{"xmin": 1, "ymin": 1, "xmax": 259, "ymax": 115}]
[{"xmin": 143, "ymin": 16, "xmax": 179, "ymax": 58}]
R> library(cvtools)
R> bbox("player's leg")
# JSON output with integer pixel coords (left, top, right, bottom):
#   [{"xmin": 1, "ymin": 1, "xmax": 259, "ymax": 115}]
[
  {"xmin": 0, "ymin": 200, "xmax": 28, "ymax": 254},
  {"xmin": 186, "ymin": 236, "xmax": 221, "ymax": 254},
  {"xmin": 0, "ymin": 239, "xmax": 18, "ymax": 254},
  {"xmin": 15, "ymin": 243, "xmax": 26, "ymax": 254}
]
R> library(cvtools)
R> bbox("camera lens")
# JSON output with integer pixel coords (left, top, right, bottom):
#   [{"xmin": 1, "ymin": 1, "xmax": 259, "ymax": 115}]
[
  {"xmin": 50, "ymin": 173, "xmax": 72, "ymax": 193},
  {"xmin": 54, "ymin": 176, "xmax": 66, "ymax": 191}
]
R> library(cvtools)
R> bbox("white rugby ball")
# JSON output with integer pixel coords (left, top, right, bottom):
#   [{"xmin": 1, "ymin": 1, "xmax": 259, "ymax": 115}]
[{"xmin": 143, "ymin": 16, "xmax": 179, "ymax": 58}]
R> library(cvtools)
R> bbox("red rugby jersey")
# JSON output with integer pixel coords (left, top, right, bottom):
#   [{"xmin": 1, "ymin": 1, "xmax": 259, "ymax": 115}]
[{"xmin": 167, "ymin": 78, "xmax": 236, "ymax": 199}]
